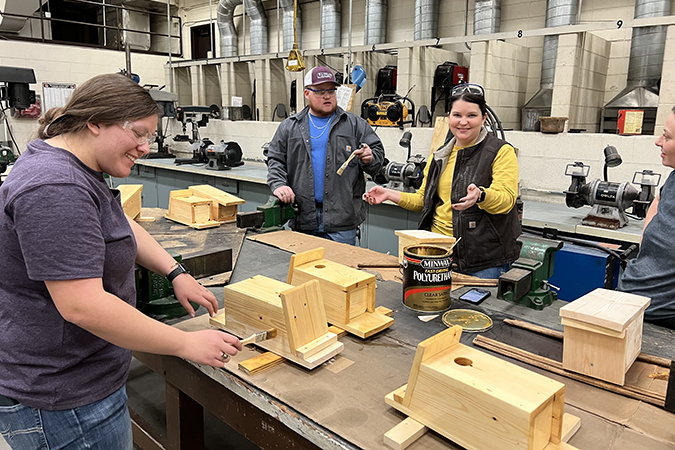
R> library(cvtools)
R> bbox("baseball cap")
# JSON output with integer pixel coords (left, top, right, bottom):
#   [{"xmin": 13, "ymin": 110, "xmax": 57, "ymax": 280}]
[{"xmin": 304, "ymin": 67, "xmax": 340, "ymax": 88}]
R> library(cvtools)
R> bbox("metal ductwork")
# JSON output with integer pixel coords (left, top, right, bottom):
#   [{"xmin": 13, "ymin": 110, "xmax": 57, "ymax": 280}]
[
  {"xmin": 474, "ymin": 0, "xmax": 501, "ymax": 35},
  {"xmin": 602, "ymin": 0, "xmax": 670, "ymax": 134},
  {"xmin": 218, "ymin": 0, "xmax": 241, "ymax": 57},
  {"xmin": 0, "ymin": 0, "xmax": 36, "ymax": 32},
  {"xmin": 217, "ymin": 0, "xmax": 268, "ymax": 57},
  {"xmin": 321, "ymin": 0, "xmax": 341, "ymax": 48},
  {"xmin": 246, "ymin": 0, "xmax": 268, "ymax": 55},
  {"xmin": 280, "ymin": 0, "xmax": 302, "ymax": 52},
  {"xmin": 522, "ymin": 0, "xmax": 578, "ymax": 131},
  {"xmin": 365, "ymin": 0, "xmax": 388, "ymax": 45},
  {"xmin": 414, "ymin": 0, "xmax": 439, "ymax": 40}
]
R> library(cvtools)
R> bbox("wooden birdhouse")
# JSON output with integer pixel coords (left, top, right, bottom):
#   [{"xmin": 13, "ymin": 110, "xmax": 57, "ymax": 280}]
[
  {"xmin": 560, "ymin": 288, "xmax": 651, "ymax": 386},
  {"xmin": 165, "ymin": 185, "xmax": 245, "ymax": 229},
  {"xmin": 188, "ymin": 184, "xmax": 245, "ymax": 223},
  {"xmin": 287, "ymin": 248, "xmax": 394, "ymax": 338},
  {"xmin": 385, "ymin": 327, "xmax": 580, "ymax": 450},
  {"xmin": 210, "ymin": 275, "xmax": 343, "ymax": 369},
  {"xmin": 117, "ymin": 184, "xmax": 143, "ymax": 220}
]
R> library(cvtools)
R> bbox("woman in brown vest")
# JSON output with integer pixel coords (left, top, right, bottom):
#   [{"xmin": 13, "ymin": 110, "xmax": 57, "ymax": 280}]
[{"xmin": 365, "ymin": 89, "xmax": 521, "ymax": 278}]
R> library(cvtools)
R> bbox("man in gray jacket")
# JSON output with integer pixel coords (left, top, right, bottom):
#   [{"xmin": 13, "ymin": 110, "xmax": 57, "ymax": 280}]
[{"xmin": 267, "ymin": 66, "xmax": 385, "ymax": 245}]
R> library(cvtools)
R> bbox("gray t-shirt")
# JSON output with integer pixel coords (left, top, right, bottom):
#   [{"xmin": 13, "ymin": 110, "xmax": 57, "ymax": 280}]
[
  {"xmin": 619, "ymin": 170, "xmax": 675, "ymax": 321},
  {"xmin": 0, "ymin": 139, "xmax": 137, "ymax": 410}
]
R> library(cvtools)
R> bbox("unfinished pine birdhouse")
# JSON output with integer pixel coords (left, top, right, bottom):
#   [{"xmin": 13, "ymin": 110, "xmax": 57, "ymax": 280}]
[
  {"xmin": 385, "ymin": 327, "xmax": 580, "ymax": 450},
  {"xmin": 188, "ymin": 184, "xmax": 245, "ymax": 223},
  {"xmin": 210, "ymin": 275, "xmax": 343, "ymax": 369},
  {"xmin": 118, "ymin": 184, "xmax": 143, "ymax": 220},
  {"xmin": 287, "ymin": 248, "xmax": 394, "ymax": 338},
  {"xmin": 560, "ymin": 288, "xmax": 650, "ymax": 386}
]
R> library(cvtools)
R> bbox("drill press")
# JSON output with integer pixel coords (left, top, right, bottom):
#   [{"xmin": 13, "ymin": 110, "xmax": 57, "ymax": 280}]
[{"xmin": 497, "ymin": 235, "xmax": 563, "ymax": 310}]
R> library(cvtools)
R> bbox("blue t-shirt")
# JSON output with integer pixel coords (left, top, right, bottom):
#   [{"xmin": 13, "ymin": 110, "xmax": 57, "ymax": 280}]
[
  {"xmin": 309, "ymin": 113, "xmax": 334, "ymax": 204},
  {"xmin": 0, "ymin": 139, "xmax": 137, "ymax": 410},
  {"xmin": 619, "ymin": 170, "xmax": 675, "ymax": 321}
]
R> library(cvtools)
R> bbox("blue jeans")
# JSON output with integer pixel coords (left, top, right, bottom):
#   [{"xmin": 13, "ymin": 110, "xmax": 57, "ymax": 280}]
[
  {"xmin": 300, "ymin": 204, "xmax": 358, "ymax": 246},
  {"xmin": 0, "ymin": 386, "xmax": 132, "ymax": 450},
  {"xmin": 465, "ymin": 264, "xmax": 510, "ymax": 280}
]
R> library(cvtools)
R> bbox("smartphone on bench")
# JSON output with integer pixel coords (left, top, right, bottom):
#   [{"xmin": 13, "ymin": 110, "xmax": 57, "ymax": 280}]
[{"xmin": 459, "ymin": 288, "xmax": 491, "ymax": 305}]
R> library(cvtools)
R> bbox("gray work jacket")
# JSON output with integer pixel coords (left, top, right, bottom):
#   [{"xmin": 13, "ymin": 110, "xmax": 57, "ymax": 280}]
[{"xmin": 267, "ymin": 106, "xmax": 384, "ymax": 232}]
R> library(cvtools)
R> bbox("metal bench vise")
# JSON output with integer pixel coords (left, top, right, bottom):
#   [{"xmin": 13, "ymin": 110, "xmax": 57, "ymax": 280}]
[{"xmin": 497, "ymin": 236, "xmax": 563, "ymax": 310}]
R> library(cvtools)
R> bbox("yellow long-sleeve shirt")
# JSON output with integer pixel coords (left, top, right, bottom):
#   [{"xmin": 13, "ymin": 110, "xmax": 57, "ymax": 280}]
[{"xmin": 398, "ymin": 142, "xmax": 519, "ymax": 236}]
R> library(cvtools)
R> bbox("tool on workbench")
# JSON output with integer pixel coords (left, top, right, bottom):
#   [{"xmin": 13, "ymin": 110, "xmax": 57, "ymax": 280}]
[
  {"xmin": 173, "ymin": 106, "xmax": 214, "ymax": 166},
  {"xmin": 236, "ymin": 196, "xmax": 297, "ymax": 232},
  {"xmin": 336, "ymin": 146, "xmax": 359, "ymax": 176},
  {"xmin": 564, "ymin": 145, "xmax": 661, "ymax": 229},
  {"xmin": 240, "ymin": 329, "xmax": 277, "ymax": 346},
  {"xmin": 497, "ymin": 235, "xmax": 563, "ymax": 310},
  {"xmin": 135, "ymin": 248, "xmax": 233, "ymax": 321},
  {"xmin": 135, "ymin": 252, "xmax": 199, "ymax": 321},
  {"xmin": 205, "ymin": 140, "xmax": 244, "ymax": 171},
  {"xmin": 373, "ymin": 131, "xmax": 426, "ymax": 193}
]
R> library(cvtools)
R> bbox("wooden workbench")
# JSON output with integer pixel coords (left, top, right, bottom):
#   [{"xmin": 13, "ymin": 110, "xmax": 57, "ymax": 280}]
[{"xmin": 130, "ymin": 235, "xmax": 675, "ymax": 450}]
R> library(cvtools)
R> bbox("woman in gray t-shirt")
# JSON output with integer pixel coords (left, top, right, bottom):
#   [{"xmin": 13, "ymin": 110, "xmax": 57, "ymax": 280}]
[{"xmin": 0, "ymin": 74, "xmax": 242, "ymax": 449}]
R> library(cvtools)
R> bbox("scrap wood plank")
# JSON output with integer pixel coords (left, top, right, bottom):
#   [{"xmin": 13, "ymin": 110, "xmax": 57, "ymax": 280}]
[
  {"xmin": 503, "ymin": 319, "xmax": 672, "ymax": 368},
  {"xmin": 453, "ymin": 272, "xmax": 498, "ymax": 286},
  {"xmin": 383, "ymin": 417, "xmax": 428, "ymax": 450},
  {"xmin": 238, "ymin": 352, "xmax": 285, "ymax": 376},
  {"xmin": 247, "ymin": 230, "xmax": 399, "ymax": 273},
  {"xmin": 473, "ymin": 335, "xmax": 667, "ymax": 408}
]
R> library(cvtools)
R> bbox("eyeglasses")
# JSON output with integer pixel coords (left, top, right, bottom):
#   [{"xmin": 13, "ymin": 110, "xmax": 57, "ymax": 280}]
[
  {"xmin": 121, "ymin": 121, "xmax": 156, "ymax": 146},
  {"xmin": 307, "ymin": 88, "xmax": 337, "ymax": 97},
  {"xmin": 451, "ymin": 83, "xmax": 485, "ymax": 97}
]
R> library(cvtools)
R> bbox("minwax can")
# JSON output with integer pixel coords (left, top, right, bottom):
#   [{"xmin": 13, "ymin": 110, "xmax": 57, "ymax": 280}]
[{"xmin": 402, "ymin": 245, "xmax": 453, "ymax": 312}]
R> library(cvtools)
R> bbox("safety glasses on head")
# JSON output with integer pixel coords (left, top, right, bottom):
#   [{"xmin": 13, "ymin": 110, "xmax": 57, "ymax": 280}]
[
  {"xmin": 121, "ymin": 121, "xmax": 156, "ymax": 146},
  {"xmin": 451, "ymin": 83, "xmax": 485, "ymax": 97}
]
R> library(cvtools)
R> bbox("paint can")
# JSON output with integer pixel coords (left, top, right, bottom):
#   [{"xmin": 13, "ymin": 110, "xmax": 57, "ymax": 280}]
[{"xmin": 402, "ymin": 245, "xmax": 453, "ymax": 312}]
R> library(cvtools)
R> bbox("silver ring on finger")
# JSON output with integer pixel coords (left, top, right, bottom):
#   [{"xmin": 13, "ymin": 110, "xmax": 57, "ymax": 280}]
[{"xmin": 221, "ymin": 352, "xmax": 230, "ymax": 362}]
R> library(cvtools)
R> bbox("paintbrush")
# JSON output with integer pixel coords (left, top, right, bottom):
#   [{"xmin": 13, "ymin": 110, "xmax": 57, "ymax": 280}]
[
  {"xmin": 336, "ymin": 148, "xmax": 359, "ymax": 176},
  {"xmin": 240, "ymin": 329, "xmax": 277, "ymax": 346}
]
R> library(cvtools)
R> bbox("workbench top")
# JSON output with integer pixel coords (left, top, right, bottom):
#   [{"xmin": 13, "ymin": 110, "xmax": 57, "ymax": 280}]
[{"xmin": 142, "ymin": 236, "xmax": 675, "ymax": 450}]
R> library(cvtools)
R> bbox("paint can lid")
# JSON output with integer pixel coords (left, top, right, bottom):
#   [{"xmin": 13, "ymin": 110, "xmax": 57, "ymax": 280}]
[{"xmin": 442, "ymin": 309, "xmax": 493, "ymax": 332}]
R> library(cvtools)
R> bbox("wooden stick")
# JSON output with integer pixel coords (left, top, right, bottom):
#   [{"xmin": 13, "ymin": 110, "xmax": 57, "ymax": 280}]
[
  {"xmin": 503, "ymin": 319, "xmax": 672, "ymax": 368},
  {"xmin": 473, "ymin": 335, "xmax": 666, "ymax": 407},
  {"xmin": 357, "ymin": 263, "xmax": 400, "ymax": 268},
  {"xmin": 504, "ymin": 319, "xmax": 564, "ymax": 340}
]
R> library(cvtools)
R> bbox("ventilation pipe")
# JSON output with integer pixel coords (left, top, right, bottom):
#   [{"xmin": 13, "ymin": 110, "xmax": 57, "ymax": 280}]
[
  {"xmin": 217, "ymin": 0, "xmax": 268, "ymax": 57},
  {"xmin": 280, "ymin": 0, "xmax": 302, "ymax": 52},
  {"xmin": 365, "ymin": 0, "xmax": 387, "ymax": 45},
  {"xmin": 217, "ymin": 0, "xmax": 240, "ymax": 57},
  {"xmin": 246, "ymin": 0, "xmax": 268, "ymax": 55},
  {"xmin": 521, "ymin": 0, "xmax": 578, "ymax": 131},
  {"xmin": 474, "ymin": 0, "xmax": 501, "ymax": 35},
  {"xmin": 602, "ymin": 0, "xmax": 670, "ymax": 134},
  {"xmin": 321, "ymin": 0, "xmax": 342, "ymax": 48},
  {"xmin": 0, "ymin": 0, "xmax": 35, "ymax": 32},
  {"xmin": 414, "ymin": 0, "xmax": 439, "ymax": 40}
]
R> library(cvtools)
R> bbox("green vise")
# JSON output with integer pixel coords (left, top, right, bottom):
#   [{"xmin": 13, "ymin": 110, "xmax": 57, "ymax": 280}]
[
  {"xmin": 497, "ymin": 235, "xmax": 563, "ymax": 310},
  {"xmin": 135, "ymin": 252, "xmax": 199, "ymax": 321},
  {"xmin": 236, "ymin": 196, "xmax": 297, "ymax": 232}
]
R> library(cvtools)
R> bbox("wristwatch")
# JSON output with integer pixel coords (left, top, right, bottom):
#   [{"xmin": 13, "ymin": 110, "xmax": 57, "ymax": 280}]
[
  {"xmin": 477, "ymin": 187, "xmax": 486, "ymax": 203},
  {"xmin": 166, "ymin": 262, "xmax": 189, "ymax": 282}
]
